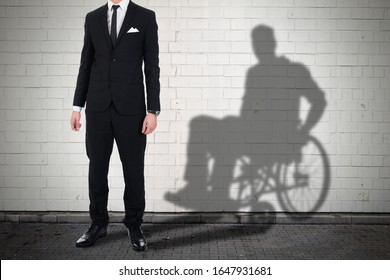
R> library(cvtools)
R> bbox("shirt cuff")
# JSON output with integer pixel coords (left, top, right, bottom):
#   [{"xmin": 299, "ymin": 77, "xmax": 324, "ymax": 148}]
[{"xmin": 72, "ymin": 106, "xmax": 82, "ymax": 112}]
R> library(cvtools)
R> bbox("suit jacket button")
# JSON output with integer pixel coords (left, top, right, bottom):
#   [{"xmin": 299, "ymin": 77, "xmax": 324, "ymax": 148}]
[{"xmin": 112, "ymin": 58, "xmax": 116, "ymax": 62}]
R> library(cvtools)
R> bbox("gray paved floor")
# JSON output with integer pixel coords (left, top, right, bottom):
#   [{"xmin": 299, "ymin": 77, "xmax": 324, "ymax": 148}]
[{"xmin": 0, "ymin": 222, "xmax": 389, "ymax": 260}]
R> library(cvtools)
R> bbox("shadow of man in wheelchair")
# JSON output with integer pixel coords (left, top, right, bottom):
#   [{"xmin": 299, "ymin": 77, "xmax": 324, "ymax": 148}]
[{"xmin": 165, "ymin": 25, "xmax": 328, "ymax": 216}]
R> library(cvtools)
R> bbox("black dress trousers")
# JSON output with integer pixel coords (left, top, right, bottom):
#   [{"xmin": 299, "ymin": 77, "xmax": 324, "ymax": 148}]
[{"xmin": 85, "ymin": 104, "xmax": 146, "ymax": 228}]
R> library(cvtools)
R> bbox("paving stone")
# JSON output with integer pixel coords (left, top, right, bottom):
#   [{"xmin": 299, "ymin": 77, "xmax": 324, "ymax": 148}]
[{"xmin": 0, "ymin": 222, "xmax": 389, "ymax": 260}]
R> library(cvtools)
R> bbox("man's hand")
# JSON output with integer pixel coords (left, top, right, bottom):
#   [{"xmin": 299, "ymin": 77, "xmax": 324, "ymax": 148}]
[
  {"xmin": 70, "ymin": 111, "xmax": 82, "ymax": 131},
  {"xmin": 142, "ymin": 113, "xmax": 157, "ymax": 135}
]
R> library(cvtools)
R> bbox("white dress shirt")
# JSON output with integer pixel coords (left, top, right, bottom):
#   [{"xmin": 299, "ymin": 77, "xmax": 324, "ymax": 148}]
[
  {"xmin": 107, "ymin": 0, "xmax": 129, "ymax": 37},
  {"xmin": 73, "ymin": 0, "xmax": 130, "ymax": 112}
]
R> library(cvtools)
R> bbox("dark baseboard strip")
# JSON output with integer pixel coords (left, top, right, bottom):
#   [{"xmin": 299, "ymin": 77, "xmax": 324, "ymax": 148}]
[{"xmin": 0, "ymin": 212, "xmax": 389, "ymax": 225}]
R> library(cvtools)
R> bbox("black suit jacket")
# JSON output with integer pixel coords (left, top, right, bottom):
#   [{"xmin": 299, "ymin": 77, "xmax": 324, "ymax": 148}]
[{"xmin": 73, "ymin": 1, "xmax": 160, "ymax": 115}]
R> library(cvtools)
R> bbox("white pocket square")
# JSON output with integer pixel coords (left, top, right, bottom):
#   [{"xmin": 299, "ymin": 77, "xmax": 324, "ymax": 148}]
[{"xmin": 127, "ymin": 27, "xmax": 139, "ymax": 33}]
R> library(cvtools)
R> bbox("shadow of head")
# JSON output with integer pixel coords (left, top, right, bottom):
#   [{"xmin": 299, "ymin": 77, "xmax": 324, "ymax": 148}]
[{"xmin": 251, "ymin": 24, "xmax": 277, "ymax": 60}]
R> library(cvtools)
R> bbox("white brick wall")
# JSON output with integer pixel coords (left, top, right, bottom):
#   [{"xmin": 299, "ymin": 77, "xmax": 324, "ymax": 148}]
[{"xmin": 0, "ymin": 0, "xmax": 389, "ymax": 213}]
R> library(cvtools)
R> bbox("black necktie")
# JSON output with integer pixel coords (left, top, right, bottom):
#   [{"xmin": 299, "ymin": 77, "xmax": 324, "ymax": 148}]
[{"xmin": 111, "ymin": 5, "xmax": 120, "ymax": 47}]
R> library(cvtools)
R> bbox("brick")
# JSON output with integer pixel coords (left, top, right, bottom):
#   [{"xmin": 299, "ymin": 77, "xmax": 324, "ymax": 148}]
[
  {"xmin": 0, "ymin": 41, "xmax": 19, "ymax": 52},
  {"xmin": 26, "ymin": 30, "xmax": 48, "ymax": 41},
  {"xmin": 5, "ymin": 110, "xmax": 26, "ymax": 121},
  {"xmin": 0, "ymin": 53, "xmax": 20, "ymax": 64},
  {"xmin": 21, "ymin": 53, "xmax": 42, "ymax": 64},
  {"xmin": 4, "ymin": 64, "xmax": 25, "ymax": 77},
  {"xmin": 26, "ymin": 65, "xmax": 47, "ymax": 76}
]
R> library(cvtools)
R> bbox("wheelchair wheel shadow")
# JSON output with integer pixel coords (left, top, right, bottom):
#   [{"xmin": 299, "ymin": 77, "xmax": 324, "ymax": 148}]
[{"xmin": 157, "ymin": 24, "xmax": 331, "ymax": 249}]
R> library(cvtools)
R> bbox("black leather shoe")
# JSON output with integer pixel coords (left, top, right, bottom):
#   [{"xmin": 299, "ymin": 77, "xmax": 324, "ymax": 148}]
[
  {"xmin": 76, "ymin": 224, "xmax": 107, "ymax": 248},
  {"xmin": 127, "ymin": 226, "xmax": 147, "ymax": 252}
]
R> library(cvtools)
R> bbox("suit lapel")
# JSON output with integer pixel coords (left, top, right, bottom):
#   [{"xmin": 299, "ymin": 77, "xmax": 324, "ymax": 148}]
[
  {"xmin": 99, "ymin": 4, "xmax": 112, "ymax": 48},
  {"xmin": 116, "ymin": 2, "xmax": 138, "ymax": 45}
]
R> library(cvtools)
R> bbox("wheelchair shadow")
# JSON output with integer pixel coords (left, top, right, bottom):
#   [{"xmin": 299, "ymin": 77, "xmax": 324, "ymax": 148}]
[{"xmin": 160, "ymin": 25, "xmax": 330, "ymax": 248}]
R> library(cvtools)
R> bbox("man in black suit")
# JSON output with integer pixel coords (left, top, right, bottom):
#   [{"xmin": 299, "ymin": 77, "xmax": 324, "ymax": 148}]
[{"xmin": 70, "ymin": 0, "xmax": 160, "ymax": 252}]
